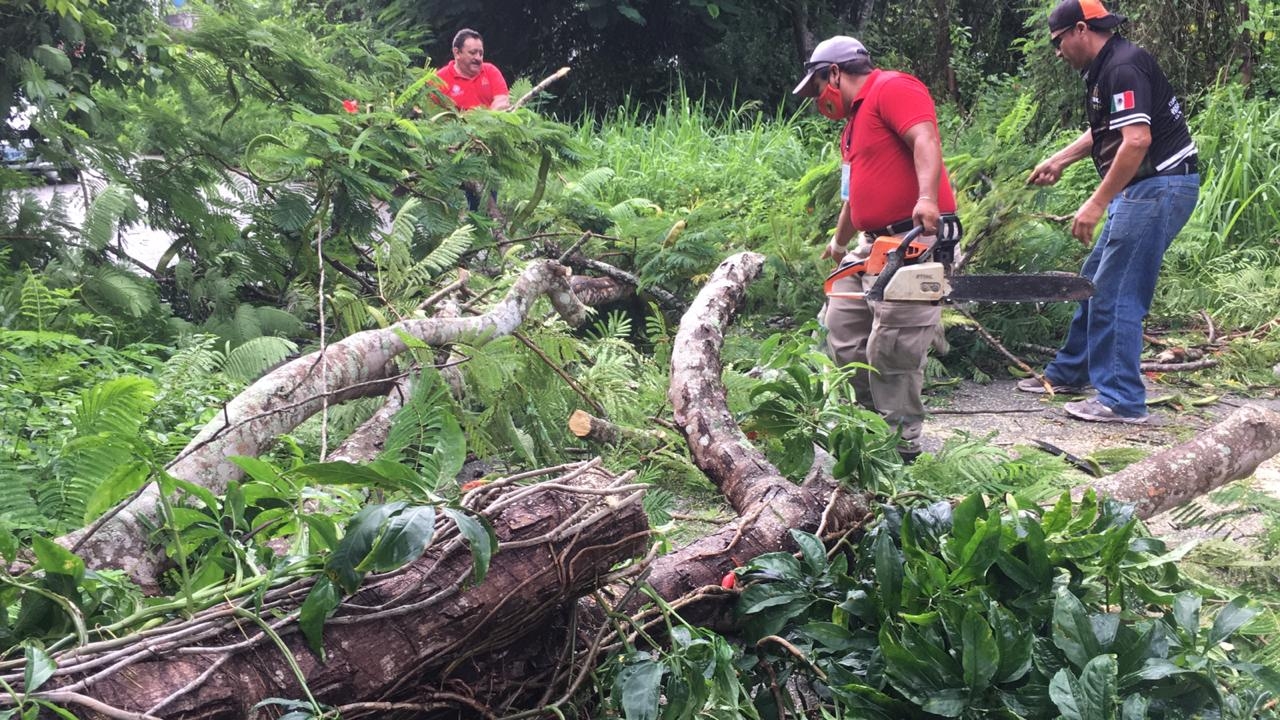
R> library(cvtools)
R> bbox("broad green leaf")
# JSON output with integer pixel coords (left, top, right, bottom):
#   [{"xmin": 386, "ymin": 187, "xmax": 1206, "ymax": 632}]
[
  {"xmin": 303, "ymin": 514, "xmax": 340, "ymax": 552},
  {"xmin": 990, "ymin": 603, "xmax": 1033, "ymax": 683},
  {"xmin": 950, "ymin": 492, "xmax": 986, "ymax": 548},
  {"xmin": 873, "ymin": 530, "xmax": 902, "ymax": 616},
  {"xmin": 82, "ymin": 460, "xmax": 150, "ymax": 523},
  {"xmin": 358, "ymin": 506, "xmax": 436, "ymax": 573},
  {"xmin": 162, "ymin": 473, "xmax": 220, "ymax": 513},
  {"xmin": 1081, "ymin": 655, "xmax": 1118, "ymax": 720},
  {"xmin": 445, "ymin": 508, "xmax": 495, "ymax": 584},
  {"xmin": 299, "ymin": 576, "xmax": 341, "ymax": 657},
  {"xmin": 1171, "ymin": 592, "xmax": 1201, "ymax": 647},
  {"xmin": 1053, "ymin": 587, "xmax": 1099, "ymax": 668},
  {"xmin": 23, "ymin": 646, "xmax": 55, "ymax": 693},
  {"xmin": 326, "ymin": 502, "xmax": 405, "ymax": 593},
  {"xmin": 1042, "ymin": 492, "xmax": 1074, "ymax": 534},
  {"xmin": 1120, "ymin": 694, "xmax": 1149, "ymax": 720},
  {"xmin": 229, "ymin": 455, "xmax": 283, "ymax": 486},
  {"xmin": 799, "ymin": 622, "xmax": 857, "ymax": 651},
  {"xmin": 792, "ymin": 530, "xmax": 829, "ymax": 579},
  {"xmin": 1206, "ymin": 596, "xmax": 1258, "ymax": 646},
  {"xmin": 293, "ymin": 461, "xmax": 416, "ymax": 492},
  {"xmin": 618, "ymin": 658, "xmax": 663, "ymax": 720},
  {"xmin": 31, "ymin": 536, "xmax": 84, "ymax": 581},
  {"xmin": 961, "ymin": 609, "xmax": 999, "ymax": 693},
  {"xmin": 1050, "ymin": 668, "xmax": 1085, "ymax": 720},
  {"xmin": 947, "ymin": 512, "xmax": 1001, "ymax": 587},
  {"xmin": 744, "ymin": 552, "xmax": 802, "ymax": 580}
]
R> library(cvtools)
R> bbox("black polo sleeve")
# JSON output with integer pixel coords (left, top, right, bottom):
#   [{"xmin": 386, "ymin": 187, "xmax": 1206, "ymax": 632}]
[{"xmin": 1101, "ymin": 62, "xmax": 1153, "ymax": 130}]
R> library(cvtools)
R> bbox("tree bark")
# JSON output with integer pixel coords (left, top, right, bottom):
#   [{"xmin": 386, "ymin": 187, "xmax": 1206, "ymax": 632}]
[
  {"xmin": 569, "ymin": 274, "xmax": 634, "ymax": 307},
  {"xmin": 647, "ymin": 252, "xmax": 869, "ymax": 626},
  {"xmin": 1085, "ymin": 404, "xmax": 1280, "ymax": 519},
  {"xmin": 33, "ymin": 464, "xmax": 647, "ymax": 720},
  {"xmin": 59, "ymin": 260, "xmax": 587, "ymax": 589},
  {"xmin": 568, "ymin": 409, "xmax": 665, "ymax": 447}
]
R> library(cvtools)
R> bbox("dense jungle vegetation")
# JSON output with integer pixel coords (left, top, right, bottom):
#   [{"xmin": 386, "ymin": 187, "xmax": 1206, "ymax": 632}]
[{"xmin": 2, "ymin": 0, "xmax": 1280, "ymax": 717}]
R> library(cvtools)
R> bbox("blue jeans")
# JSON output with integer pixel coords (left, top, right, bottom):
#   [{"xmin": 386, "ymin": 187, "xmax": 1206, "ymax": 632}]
[{"xmin": 1044, "ymin": 173, "xmax": 1199, "ymax": 417}]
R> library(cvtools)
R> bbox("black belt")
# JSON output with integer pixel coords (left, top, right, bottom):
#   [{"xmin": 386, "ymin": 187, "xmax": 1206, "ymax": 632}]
[
  {"xmin": 869, "ymin": 218, "xmax": 917, "ymax": 237},
  {"xmin": 866, "ymin": 214, "xmax": 963, "ymax": 240},
  {"xmin": 1156, "ymin": 157, "xmax": 1197, "ymax": 176}
]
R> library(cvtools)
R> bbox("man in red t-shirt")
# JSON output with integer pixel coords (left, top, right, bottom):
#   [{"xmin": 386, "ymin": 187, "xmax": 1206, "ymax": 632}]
[
  {"xmin": 437, "ymin": 28, "xmax": 510, "ymax": 111},
  {"xmin": 793, "ymin": 36, "xmax": 963, "ymax": 462}
]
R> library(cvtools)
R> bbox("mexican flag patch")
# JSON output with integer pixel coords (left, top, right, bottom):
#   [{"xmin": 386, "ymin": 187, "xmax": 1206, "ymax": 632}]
[{"xmin": 1111, "ymin": 91, "xmax": 1136, "ymax": 112}]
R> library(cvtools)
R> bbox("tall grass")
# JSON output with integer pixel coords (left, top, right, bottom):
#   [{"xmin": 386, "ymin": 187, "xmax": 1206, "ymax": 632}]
[
  {"xmin": 1157, "ymin": 85, "xmax": 1280, "ymax": 330},
  {"xmin": 576, "ymin": 90, "xmax": 826, "ymax": 246}
]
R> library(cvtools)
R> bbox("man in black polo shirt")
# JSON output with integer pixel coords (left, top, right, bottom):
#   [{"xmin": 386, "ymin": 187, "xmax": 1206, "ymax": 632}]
[{"xmin": 1018, "ymin": 0, "xmax": 1199, "ymax": 424}]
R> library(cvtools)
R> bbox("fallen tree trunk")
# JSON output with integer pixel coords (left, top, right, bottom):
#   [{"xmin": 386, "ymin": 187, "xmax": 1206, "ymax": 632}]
[
  {"xmin": 60, "ymin": 260, "xmax": 587, "ymax": 589},
  {"xmin": 26, "ymin": 462, "xmax": 647, "ymax": 720},
  {"xmin": 645, "ymin": 252, "xmax": 868, "ymax": 625},
  {"xmin": 1085, "ymin": 404, "xmax": 1280, "ymax": 518}
]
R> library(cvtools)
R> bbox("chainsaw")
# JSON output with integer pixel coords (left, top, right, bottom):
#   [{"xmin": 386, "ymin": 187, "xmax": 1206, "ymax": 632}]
[{"xmin": 824, "ymin": 227, "xmax": 1095, "ymax": 304}]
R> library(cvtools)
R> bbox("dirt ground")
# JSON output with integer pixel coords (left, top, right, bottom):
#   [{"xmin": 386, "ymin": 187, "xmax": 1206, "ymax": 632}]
[{"xmin": 920, "ymin": 378, "xmax": 1280, "ymax": 541}]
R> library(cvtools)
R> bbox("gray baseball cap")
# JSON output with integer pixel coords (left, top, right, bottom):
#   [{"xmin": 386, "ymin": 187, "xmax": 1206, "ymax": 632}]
[{"xmin": 792, "ymin": 36, "xmax": 870, "ymax": 97}]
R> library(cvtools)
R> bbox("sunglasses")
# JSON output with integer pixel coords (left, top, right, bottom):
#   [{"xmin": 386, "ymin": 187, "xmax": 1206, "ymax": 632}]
[{"xmin": 1051, "ymin": 31, "xmax": 1067, "ymax": 49}]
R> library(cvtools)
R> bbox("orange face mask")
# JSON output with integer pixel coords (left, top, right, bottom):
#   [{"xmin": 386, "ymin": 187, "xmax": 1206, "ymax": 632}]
[{"xmin": 816, "ymin": 79, "xmax": 848, "ymax": 120}]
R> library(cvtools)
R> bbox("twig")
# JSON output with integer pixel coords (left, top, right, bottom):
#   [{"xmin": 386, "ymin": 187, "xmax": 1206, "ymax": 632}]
[
  {"xmin": 756, "ymin": 635, "xmax": 829, "ymax": 681},
  {"xmin": 1199, "ymin": 309, "xmax": 1218, "ymax": 345},
  {"xmin": 418, "ymin": 269, "xmax": 471, "ymax": 312},
  {"xmin": 338, "ymin": 696, "xmax": 497, "ymax": 720},
  {"xmin": 29, "ymin": 692, "xmax": 163, "ymax": 720},
  {"xmin": 512, "ymin": 67, "xmax": 571, "ymax": 110},
  {"xmin": 1139, "ymin": 358, "xmax": 1219, "ymax": 373},
  {"xmin": 557, "ymin": 231, "xmax": 593, "ymax": 264},
  {"xmin": 930, "ymin": 407, "xmax": 1047, "ymax": 415},
  {"xmin": 956, "ymin": 306, "xmax": 1050, "ymax": 391},
  {"xmin": 513, "ymin": 330, "xmax": 608, "ymax": 418}
]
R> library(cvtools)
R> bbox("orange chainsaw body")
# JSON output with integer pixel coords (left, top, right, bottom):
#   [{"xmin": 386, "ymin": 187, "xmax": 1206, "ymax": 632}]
[{"xmin": 823, "ymin": 235, "xmax": 933, "ymax": 296}]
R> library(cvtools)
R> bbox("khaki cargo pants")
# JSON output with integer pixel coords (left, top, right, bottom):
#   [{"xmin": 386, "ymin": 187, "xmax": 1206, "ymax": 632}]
[{"xmin": 823, "ymin": 234, "xmax": 945, "ymax": 453}]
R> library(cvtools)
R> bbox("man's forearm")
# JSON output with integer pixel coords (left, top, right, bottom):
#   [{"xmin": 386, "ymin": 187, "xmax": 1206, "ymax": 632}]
[
  {"xmin": 1054, "ymin": 129, "xmax": 1094, "ymax": 167},
  {"xmin": 1090, "ymin": 139, "xmax": 1146, "ymax": 208},
  {"xmin": 833, "ymin": 201, "xmax": 856, "ymax": 247}
]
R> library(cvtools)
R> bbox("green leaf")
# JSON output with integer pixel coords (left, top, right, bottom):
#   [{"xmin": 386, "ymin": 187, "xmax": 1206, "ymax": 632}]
[
  {"xmin": 1171, "ymin": 592, "xmax": 1201, "ymax": 647},
  {"xmin": 1078, "ymin": 654, "xmax": 1118, "ymax": 720},
  {"xmin": 990, "ymin": 603, "xmax": 1033, "ymax": 683},
  {"xmin": 800, "ymin": 622, "xmax": 857, "ymax": 651},
  {"xmin": 326, "ymin": 502, "xmax": 405, "ymax": 593},
  {"xmin": 229, "ymin": 455, "xmax": 285, "ymax": 486},
  {"xmin": 947, "ymin": 511, "xmax": 1001, "ymax": 587},
  {"xmin": 445, "ymin": 508, "xmax": 495, "ymax": 584},
  {"xmin": 33, "ymin": 44, "xmax": 72, "ymax": 75},
  {"xmin": 791, "ymin": 529, "xmax": 826, "ymax": 576},
  {"xmin": 1051, "ymin": 656, "xmax": 1119, "ymax": 720},
  {"xmin": 358, "ymin": 506, "xmax": 436, "ymax": 573},
  {"xmin": 950, "ymin": 492, "xmax": 986, "ymax": 548},
  {"xmin": 617, "ymin": 658, "xmax": 663, "ymax": 720},
  {"xmin": 1052, "ymin": 587, "xmax": 1099, "ymax": 669},
  {"xmin": 299, "ymin": 576, "xmax": 341, "ymax": 658},
  {"xmin": 82, "ymin": 460, "xmax": 150, "ymax": 523},
  {"xmin": 1206, "ymin": 595, "xmax": 1258, "ymax": 647},
  {"xmin": 961, "ymin": 609, "xmax": 999, "ymax": 694},
  {"xmin": 1042, "ymin": 492, "xmax": 1073, "ymax": 534},
  {"xmin": 23, "ymin": 645, "xmax": 55, "ymax": 693},
  {"xmin": 873, "ymin": 530, "xmax": 902, "ymax": 616},
  {"xmin": 292, "ymin": 461, "xmax": 419, "ymax": 493},
  {"xmin": 31, "ymin": 536, "xmax": 84, "ymax": 581}
]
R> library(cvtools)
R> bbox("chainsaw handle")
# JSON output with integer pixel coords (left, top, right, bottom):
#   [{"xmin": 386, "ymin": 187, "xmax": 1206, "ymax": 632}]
[{"xmin": 865, "ymin": 226, "xmax": 924, "ymax": 302}]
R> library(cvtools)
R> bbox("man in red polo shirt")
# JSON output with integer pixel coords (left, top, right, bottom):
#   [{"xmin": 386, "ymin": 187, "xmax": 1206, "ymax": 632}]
[
  {"xmin": 437, "ymin": 28, "xmax": 510, "ymax": 111},
  {"xmin": 793, "ymin": 36, "xmax": 963, "ymax": 462}
]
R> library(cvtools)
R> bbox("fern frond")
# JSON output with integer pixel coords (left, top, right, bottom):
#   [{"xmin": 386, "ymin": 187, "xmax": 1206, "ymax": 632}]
[
  {"xmin": 419, "ymin": 224, "xmax": 473, "ymax": 276},
  {"xmin": 80, "ymin": 184, "xmax": 136, "ymax": 251},
  {"xmin": 565, "ymin": 167, "xmax": 616, "ymax": 200},
  {"xmin": 223, "ymin": 336, "xmax": 297, "ymax": 382},
  {"xmin": 380, "ymin": 370, "xmax": 466, "ymax": 495},
  {"xmin": 82, "ymin": 266, "xmax": 157, "ymax": 318},
  {"xmin": 73, "ymin": 376, "xmax": 156, "ymax": 437}
]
